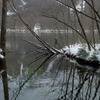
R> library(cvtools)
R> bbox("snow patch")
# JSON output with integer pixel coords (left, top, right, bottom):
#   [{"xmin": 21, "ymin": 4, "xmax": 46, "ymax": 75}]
[
  {"xmin": 0, "ymin": 49, "xmax": 4, "ymax": 59},
  {"xmin": 7, "ymin": 11, "xmax": 15, "ymax": 16},
  {"xmin": 0, "ymin": 54, "xmax": 4, "ymax": 59},
  {"xmin": 62, "ymin": 43, "xmax": 100, "ymax": 61},
  {"xmin": 21, "ymin": 0, "xmax": 27, "ymax": 5}
]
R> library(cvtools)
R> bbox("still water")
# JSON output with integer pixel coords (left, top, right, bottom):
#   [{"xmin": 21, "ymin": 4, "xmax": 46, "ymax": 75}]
[{"xmin": 0, "ymin": 31, "xmax": 100, "ymax": 100}]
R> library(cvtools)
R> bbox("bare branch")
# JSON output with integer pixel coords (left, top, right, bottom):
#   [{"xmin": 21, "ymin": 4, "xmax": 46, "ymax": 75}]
[{"xmin": 56, "ymin": 0, "xmax": 100, "ymax": 23}]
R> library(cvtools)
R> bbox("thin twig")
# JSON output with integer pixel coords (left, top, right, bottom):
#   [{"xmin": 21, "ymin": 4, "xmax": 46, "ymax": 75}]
[
  {"xmin": 56, "ymin": 0, "xmax": 100, "ymax": 23},
  {"xmin": 12, "ymin": 53, "xmax": 54, "ymax": 100}
]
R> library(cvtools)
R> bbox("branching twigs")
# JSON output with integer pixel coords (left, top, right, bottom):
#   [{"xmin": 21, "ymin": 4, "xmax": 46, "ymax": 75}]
[
  {"xmin": 51, "ymin": 56, "xmax": 64, "ymax": 86},
  {"xmin": 71, "ymin": 0, "xmax": 91, "ymax": 50},
  {"xmin": 56, "ymin": 0, "xmax": 100, "ymax": 23},
  {"xmin": 7, "ymin": 0, "xmax": 100, "ymax": 69},
  {"xmin": 23, "ymin": 39, "xmax": 48, "ymax": 53},
  {"xmin": 12, "ymin": 53, "xmax": 54, "ymax": 100},
  {"xmin": 42, "ymin": 14, "xmax": 85, "ymax": 39},
  {"xmin": 84, "ymin": 0, "xmax": 100, "ymax": 20},
  {"xmin": 7, "ymin": 0, "xmax": 61, "ymax": 54},
  {"xmin": 25, "ymin": 53, "xmax": 50, "ymax": 68},
  {"xmin": 42, "ymin": 14, "xmax": 96, "ymax": 50},
  {"xmin": 74, "ymin": 73, "xmax": 90, "ymax": 100},
  {"xmin": 46, "ymin": 56, "xmax": 64, "ymax": 97},
  {"xmin": 6, "ymin": 0, "xmax": 99, "ymax": 100}
]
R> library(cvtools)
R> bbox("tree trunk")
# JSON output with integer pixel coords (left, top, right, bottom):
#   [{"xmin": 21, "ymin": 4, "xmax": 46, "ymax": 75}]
[{"xmin": 0, "ymin": 0, "xmax": 9, "ymax": 100}]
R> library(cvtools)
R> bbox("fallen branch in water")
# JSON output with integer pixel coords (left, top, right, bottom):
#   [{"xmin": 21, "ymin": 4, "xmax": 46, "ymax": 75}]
[
  {"xmin": 24, "ymin": 39, "xmax": 100, "ymax": 70},
  {"xmin": 8, "ymin": 0, "xmax": 100, "ymax": 71},
  {"xmin": 65, "ymin": 53, "xmax": 100, "ymax": 69}
]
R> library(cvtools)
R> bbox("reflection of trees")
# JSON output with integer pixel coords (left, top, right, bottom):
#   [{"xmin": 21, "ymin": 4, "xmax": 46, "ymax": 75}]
[
  {"xmin": 2, "ymin": 0, "xmax": 100, "ymax": 100},
  {"xmin": 10, "ymin": 50, "xmax": 100, "ymax": 99},
  {"xmin": 57, "ymin": 63, "xmax": 100, "ymax": 100}
]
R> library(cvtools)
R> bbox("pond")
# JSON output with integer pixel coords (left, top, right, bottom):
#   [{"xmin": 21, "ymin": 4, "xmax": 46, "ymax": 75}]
[{"xmin": 0, "ymin": 31, "xmax": 100, "ymax": 100}]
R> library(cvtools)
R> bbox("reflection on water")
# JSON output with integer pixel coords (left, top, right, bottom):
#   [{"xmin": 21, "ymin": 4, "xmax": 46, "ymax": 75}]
[
  {"xmin": 1, "ymin": 57, "xmax": 99, "ymax": 100},
  {"xmin": 0, "ymin": 31, "xmax": 100, "ymax": 100}
]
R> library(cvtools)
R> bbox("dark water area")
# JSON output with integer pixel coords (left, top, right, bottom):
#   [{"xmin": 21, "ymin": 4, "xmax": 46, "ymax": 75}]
[{"xmin": 0, "ymin": 31, "xmax": 100, "ymax": 100}]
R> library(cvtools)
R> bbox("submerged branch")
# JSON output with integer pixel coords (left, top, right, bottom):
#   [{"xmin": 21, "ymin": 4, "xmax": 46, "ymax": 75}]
[
  {"xmin": 65, "ymin": 53, "xmax": 100, "ymax": 69},
  {"xmin": 7, "ymin": 0, "xmax": 100, "ymax": 70},
  {"xmin": 23, "ymin": 38, "xmax": 100, "ymax": 70}
]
